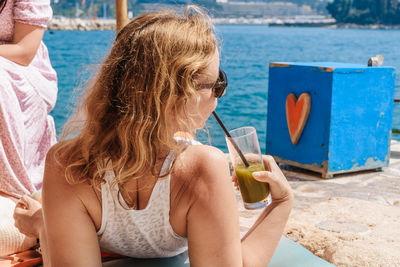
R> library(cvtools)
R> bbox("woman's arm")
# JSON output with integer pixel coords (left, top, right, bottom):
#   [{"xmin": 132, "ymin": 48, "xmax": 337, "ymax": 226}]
[
  {"xmin": 42, "ymin": 146, "xmax": 102, "ymax": 267},
  {"xmin": 0, "ymin": 22, "xmax": 44, "ymax": 66},
  {"xmin": 240, "ymin": 155, "xmax": 293, "ymax": 266},
  {"xmin": 185, "ymin": 145, "xmax": 242, "ymax": 267},
  {"xmin": 184, "ymin": 147, "xmax": 293, "ymax": 267}
]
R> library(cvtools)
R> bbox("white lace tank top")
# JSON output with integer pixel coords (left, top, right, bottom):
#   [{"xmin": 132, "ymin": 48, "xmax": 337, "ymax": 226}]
[{"xmin": 96, "ymin": 150, "xmax": 189, "ymax": 258}]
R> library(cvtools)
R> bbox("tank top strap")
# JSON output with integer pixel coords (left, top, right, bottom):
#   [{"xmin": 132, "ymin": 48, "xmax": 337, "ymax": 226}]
[
  {"xmin": 158, "ymin": 137, "xmax": 202, "ymax": 179},
  {"xmin": 97, "ymin": 136, "xmax": 201, "ymax": 182},
  {"xmin": 96, "ymin": 159, "xmax": 115, "ymax": 184},
  {"xmin": 159, "ymin": 150, "xmax": 176, "ymax": 178}
]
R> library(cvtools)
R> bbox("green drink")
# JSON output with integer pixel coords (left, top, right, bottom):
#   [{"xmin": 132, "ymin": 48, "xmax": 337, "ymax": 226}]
[
  {"xmin": 235, "ymin": 162, "xmax": 269, "ymax": 204},
  {"xmin": 226, "ymin": 126, "xmax": 269, "ymax": 209}
]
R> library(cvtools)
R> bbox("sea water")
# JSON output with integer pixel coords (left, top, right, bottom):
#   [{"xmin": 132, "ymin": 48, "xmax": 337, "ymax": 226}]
[{"xmin": 44, "ymin": 26, "xmax": 400, "ymax": 153}]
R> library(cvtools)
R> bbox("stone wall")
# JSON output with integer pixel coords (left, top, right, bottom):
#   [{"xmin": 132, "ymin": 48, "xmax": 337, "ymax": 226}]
[{"xmin": 48, "ymin": 18, "xmax": 116, "ymax": 31}]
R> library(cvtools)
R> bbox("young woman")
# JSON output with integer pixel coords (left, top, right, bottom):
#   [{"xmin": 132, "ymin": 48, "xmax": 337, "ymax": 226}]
[
  {"xmin": 0, "ymin": 0, "xmax": 57, "ymax": 256},
  {"xmin": 40, "ymin": 7, "xmax": 293, "ymax": 266}
]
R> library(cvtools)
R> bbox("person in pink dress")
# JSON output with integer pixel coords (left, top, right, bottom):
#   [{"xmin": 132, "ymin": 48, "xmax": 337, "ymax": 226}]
[{"xmin": 0, "ymin": 0, "xmax": 57, "ymax": 256}]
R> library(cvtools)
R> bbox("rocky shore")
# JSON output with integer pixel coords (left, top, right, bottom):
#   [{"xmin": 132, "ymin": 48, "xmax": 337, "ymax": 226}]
[
  {"xmin": 327, "ymin": 23, "xmax": 400, "ymax": 29},
  {"xmin": 47, "ymin": 18, "xmax": 400, "ymax": 31},
  {"xmin": 47, "ymin": 18, "xmax": 116, "ymax": 31}
]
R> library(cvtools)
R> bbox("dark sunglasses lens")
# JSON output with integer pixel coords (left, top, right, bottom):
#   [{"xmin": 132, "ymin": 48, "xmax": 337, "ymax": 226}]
[
  {"xmin": 214, "ymin": 70, "xmax": 227, "ymax": 98},
  {"xmin": 219, "ymin": 70, "xmax": 227, "ymax": 84},
  {"xmin": 214, "ymin": 86, "xmax": 225, "ymax": 98}
]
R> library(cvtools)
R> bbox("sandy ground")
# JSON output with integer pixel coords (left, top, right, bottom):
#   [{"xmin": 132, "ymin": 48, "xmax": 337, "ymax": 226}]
[{"xmin": 237, "ymin": 140, "xmax": 400, "ymax": 267}]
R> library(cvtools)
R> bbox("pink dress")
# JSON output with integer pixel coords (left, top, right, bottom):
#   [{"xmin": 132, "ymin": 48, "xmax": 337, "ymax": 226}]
[{"xmin": 0, "ymin": 0, "xmax": 57, "ymax": 198}]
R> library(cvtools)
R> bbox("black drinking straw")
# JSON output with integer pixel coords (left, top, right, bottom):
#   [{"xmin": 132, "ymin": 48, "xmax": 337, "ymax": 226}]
[{"xmin": 212, "ymin": 111, "xmax": 250, "ymax": 167}]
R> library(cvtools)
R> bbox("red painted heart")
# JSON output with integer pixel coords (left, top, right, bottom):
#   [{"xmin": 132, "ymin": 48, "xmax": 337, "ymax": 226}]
[{"xmin": 286, "ymin": 93, "xmax": 311, "ymax": 145}]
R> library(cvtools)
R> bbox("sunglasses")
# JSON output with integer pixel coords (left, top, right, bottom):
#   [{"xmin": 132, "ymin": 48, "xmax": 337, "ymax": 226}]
[{"xmin": 197, "ymin": 69, "xmax": 228, "ymax": 98}]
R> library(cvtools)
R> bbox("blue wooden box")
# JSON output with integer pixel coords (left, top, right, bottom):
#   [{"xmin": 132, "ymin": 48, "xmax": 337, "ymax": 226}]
[{"xmin": 266, "ymin": 62, "xmax": 396, "ymax": 178}]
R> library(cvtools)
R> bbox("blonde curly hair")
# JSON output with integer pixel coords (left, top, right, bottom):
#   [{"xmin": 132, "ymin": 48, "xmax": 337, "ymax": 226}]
[{"xmin": 55, "ymin": 6, "xmax": 217, "ymax": 189}]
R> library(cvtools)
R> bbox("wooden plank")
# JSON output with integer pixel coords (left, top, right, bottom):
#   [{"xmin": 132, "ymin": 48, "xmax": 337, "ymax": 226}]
[
  {"xmin": 391, "ymin": 100, "xmax": 399, "ymax": 135},
  {"xmin": 115, "ymin": 0, "xmax": 130, "ymax": 33}
]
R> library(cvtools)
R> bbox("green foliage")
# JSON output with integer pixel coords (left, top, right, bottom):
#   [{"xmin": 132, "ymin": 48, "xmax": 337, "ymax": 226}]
[
  {"xmin": 327, "ymin": 0, "xmax": 351, "ymax": 21},
  {"xmin": 326, "ymin": 0, "xmax": 400, "ymax": 24}
]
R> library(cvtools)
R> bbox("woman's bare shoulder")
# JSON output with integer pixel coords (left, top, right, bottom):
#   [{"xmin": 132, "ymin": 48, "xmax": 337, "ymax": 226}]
[
  {"xmin": 177, "ymin": 144, "xmax": 229, "ymax": 175},
  {"xmin": 45, "ymin": 141, "xmax": 69, "ymax": 174},
  {"xmin": 172, "ymin": 144, "xmax": 231, "ymax": 194},
  {"xmin": 43, "ymin": 140, "xmax": 80, "ymax": 189},
  {"xmin": 184, "ymin": 144, "xmax": 228, "ymax": 161},
  {"xmin": 43, "ymin": 140, "xmax": 97, "ymax": 214}
]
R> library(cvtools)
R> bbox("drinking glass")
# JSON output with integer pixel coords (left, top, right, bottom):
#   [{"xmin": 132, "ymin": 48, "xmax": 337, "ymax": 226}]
[{"xmin": 226, "ymin": 126, "xmax": 269, "ymax": 210}]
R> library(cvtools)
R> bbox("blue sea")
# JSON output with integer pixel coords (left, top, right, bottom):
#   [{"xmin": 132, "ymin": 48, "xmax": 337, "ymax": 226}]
[{"xmin": 44, "ymin": 26, "xmax": 400, "ymax": 153}]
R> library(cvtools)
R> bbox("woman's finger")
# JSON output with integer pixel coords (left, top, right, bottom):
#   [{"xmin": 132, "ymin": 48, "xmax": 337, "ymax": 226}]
[
  {"xmin": 260, "ymin": 156, "xmax": 271, "ymax": 172},
  {"xmin": 13, "ymin": 206, "xmax": 28, "ymax": 217},
  {"xmin": 262, "ymin": 155, "xmax": 279, "ymax": 172},
  {"xmin": 13, "ymin": 207, "xmax": 24, "ymax": 221},
  {"xmin": 254, "ymin": 167, "xmax": 285, "ymax": 186},
  {"xmin": 21, "ymin": 195, "xmax": 34, "ymax": 206},
  {"xmin": 231, "ymin": 172, "xmax": 239, "ymax": 190},
  {"xmin": 252, "ymin": 171, "xmax": 273, "ymax": 183},
  {"xmin": 18, "ymin": 196, "xmax": 30, "ymax": 209}
]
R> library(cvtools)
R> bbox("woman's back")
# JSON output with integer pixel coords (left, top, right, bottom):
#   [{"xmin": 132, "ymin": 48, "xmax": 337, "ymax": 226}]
[
  {"xmin": 43, "ymin": 138, "xmax": 242, "ymax": 265},
  {"xmin": 96, "ymin": 142, "xmax": 203, "ymax": 258},
  {"xmin": 41, "ymin": 7, "xmax": 293, "ymax": 266}
]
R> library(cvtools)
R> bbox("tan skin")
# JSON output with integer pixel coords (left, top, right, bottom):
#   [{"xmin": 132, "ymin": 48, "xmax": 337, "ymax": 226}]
[
  {"xmin": 0, "ymin": 22, "xmax": 44, "ymax": 66},
  {"xmin": 16, "ymin": 49, "xmax": 293, "ymax": 266}
]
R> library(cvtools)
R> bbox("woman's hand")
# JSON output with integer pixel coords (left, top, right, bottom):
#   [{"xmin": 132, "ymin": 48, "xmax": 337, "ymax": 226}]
[
  {"xmin": 231, "ymin": 155, "xmax": 293, "ymax": 203},
  {"xmin": 238, "ymin": 155, "xmax": 293, "ymax": 266},
  {"xmin": 252, "ymin": 155, "xmax": 293, "ymax": 202},
  {"xmin": 13, "ymin": 195, "xmax": 43, "ymax": 238}
]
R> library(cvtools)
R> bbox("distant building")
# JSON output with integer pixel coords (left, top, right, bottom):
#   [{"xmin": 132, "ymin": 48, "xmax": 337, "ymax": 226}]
[
  {"xmin": 140, "ymin": 3, "xmax": 185, "ymax": 15},
  {"xmin": 216, "ymin": 2, "xmax": 316, "ymax": 17},
  {"xmin": 140, "ymin": 1, "xmax": 317, "ymax": 18}
]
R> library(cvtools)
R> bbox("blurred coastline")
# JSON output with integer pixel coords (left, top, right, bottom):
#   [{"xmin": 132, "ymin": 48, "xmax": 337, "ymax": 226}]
[{"xmin": 47, "ymin": 17, "xmax": 400, "ymax": 31}]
